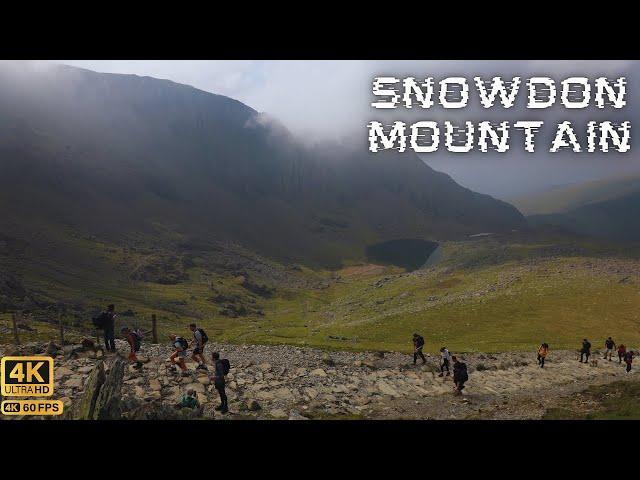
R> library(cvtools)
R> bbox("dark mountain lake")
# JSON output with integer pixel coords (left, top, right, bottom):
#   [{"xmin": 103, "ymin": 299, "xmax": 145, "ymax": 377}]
[{"xmin": 365, "ymin": 239, "xmax": 439, "ymax": 271}]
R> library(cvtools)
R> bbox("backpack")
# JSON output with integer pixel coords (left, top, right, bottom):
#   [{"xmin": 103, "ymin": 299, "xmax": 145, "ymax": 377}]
[
  {"xmin": 197, "ymin": 328, "xmax": 209, "ymax": 344},
  {"xmin": 176, "ymin": 337, "xmax": 188, "ymax": 350},
  {"xmin": 221, "ymin": 358, "xmax": 230, "ymax": 375},
  {"xmin": 131, "ymin": 331, "xmax": 142, "ymax": 352},
  {"xmin": 92, "ymin": 312, "xmax": 109, "ymax": 329}
]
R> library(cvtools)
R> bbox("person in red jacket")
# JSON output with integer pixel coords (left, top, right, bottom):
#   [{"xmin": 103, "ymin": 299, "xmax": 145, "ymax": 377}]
[{"xmin": 617, "ymin": 344, "xmax": 627, "ymax": 364}]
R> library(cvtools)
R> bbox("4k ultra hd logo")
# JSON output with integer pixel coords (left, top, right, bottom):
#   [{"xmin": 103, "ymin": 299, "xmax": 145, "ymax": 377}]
[{"xmin": 1, "ymin": 356, "xmax": 63, "ymax": 416}]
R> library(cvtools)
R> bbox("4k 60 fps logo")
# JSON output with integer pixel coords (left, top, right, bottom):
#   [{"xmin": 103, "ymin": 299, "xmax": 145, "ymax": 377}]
[{"xmin": 1, "ymin": 356, "xmax": 64, "ymax": 416}]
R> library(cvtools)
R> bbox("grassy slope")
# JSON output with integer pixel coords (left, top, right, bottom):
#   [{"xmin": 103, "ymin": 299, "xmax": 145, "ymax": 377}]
[{"xmin": 3, "ymin": 232, "xmax": 640, "ymax": 355}]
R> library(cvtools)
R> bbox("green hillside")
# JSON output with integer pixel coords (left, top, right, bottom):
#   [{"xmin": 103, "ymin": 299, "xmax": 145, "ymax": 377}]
[{"xmin": 4, "ymin": 232, "xmax": 640, "ymax": 354}]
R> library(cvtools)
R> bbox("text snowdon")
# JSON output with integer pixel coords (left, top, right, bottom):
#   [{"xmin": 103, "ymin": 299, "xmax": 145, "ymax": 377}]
[{"xmin": 367, "ymin": 76, "xmax": 631, "ymax": 154}]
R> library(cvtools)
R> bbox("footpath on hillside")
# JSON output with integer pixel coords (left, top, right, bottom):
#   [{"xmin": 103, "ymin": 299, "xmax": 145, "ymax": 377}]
[{"xmin": 1, "ymin": 340, "xmax": 638, "ymax": 420}]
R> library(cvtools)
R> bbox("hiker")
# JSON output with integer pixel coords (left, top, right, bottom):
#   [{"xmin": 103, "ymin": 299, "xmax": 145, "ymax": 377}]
[
  {"xmin": 618, "ymin": 344, "xmax": 627, "ymax": 364},
  {"xmin": 603, "ymin": 337, "xmax": 616, "ymax": 361},
  {"xmin": 580, "ymin": 338, "xmax": 591, "ymax": 363},
  {"xmin": 537, "ymin": 342, "xmax": 549, "ymax": 368},
  {"xmin": 439, "ymin": 347, "xmax": 451, "ymax": 377},
  {"xmin": 624, "ymin": 350, "xmax": 634, "ymax": 373},
  {"xmin": 177, "ymin": 389, "xmax": 200, "ymax": 409},
  {"xmin": 189, "ymin": 323, "xmax": 208, "ymax": 371},
  {"xmin": 412, "ymin": 333, "xmax": 426, "ymax": 365},
  {"xmin": 211, "ymin": 352, "xmax": 229, "ymax": 413},
  {"xmin": 102, "ymin": 304, "xmax": 117, "ymax": 353},
  {"xmin": 121, "ymin": 326, "xmax": 142, "ymax": 365},
  {"xmin": 168, "ymin": 334, "xmax": 189, "ymax": 376},
  {"xmin": 452, "ymin": 356, "xmax": 468, "ymax": 396}
]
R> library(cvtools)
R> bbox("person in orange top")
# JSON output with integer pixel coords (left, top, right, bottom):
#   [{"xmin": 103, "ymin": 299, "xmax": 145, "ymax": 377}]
[{"xmin": 537, "ymin": 343, "xmax": 549, "ymax": 368}]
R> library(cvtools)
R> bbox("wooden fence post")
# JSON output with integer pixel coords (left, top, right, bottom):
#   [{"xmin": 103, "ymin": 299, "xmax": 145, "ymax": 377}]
[
  {"xmin": 12, "ymin": 312, "xmax": 20, "ymax": 345},
  {"xmin": 151, "ymin": 314, "xmax": 158, "ymax": 344}
]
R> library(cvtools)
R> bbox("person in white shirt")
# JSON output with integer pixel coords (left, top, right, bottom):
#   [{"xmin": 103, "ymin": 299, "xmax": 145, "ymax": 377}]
[{"xmin": 439, "ymin": 347, "xmax": 451, "ymax": 377}]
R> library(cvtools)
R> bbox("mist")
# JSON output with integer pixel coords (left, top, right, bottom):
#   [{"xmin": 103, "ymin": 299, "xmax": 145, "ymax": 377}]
[{"xmin": 52, "ymin": 60, "xmax": 640, "ymax": 199}]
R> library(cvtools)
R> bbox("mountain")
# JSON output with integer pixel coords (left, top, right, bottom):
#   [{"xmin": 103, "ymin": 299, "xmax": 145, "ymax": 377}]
[
  {"xmin": 0, "ymin": 62, "xmax": 524, "ymax": 277},
  {"xmin": 511, "ymin": 175, "xmax": 640, "ymax": 216},
  {"xmin": 512, "ymin": 175, "xmax": 640, "ymax": 241}
]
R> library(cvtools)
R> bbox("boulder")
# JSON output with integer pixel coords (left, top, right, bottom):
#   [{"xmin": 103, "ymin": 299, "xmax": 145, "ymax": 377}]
[
  {"xmin": 93, "ymin": 358, "xmax": 125, "ymax": 420},
  {"xmin": 71, "ymin": 361, "xmax": 106, "ymax": 419},
  {"xmin": 45, "ymin": 341, "xmax": 60, "ymax": 356}
]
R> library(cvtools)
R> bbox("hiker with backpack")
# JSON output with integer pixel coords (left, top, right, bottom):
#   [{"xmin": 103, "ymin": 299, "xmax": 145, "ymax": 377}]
[
  {"xmin": 580, "ymin": 338, "xmax": 592, "ymax": 363},
  {"xmin": 93, "ymin": 304, "xmax": 117, "ymax": 352},
  {"xmin": 168, "ymin": 334, "xmax": 189, "ymax": 376},
  {"xmin": 211, "ymin": 352, "xmax": 230, "ymax": 414},
  {"xmin": 439, "ymin": 346, "xmax": 451, "ymax": 377},
  {"xmin": 452, "ymin": 356, "xmax": 468, "ymax": 396},
  {"xmin": 177, "ymin": 389, "xmax": 200, "ymax": 409},
  {"xmin": 412, "ymin": 333, "xmax": 426, "ymax": 365},
  {"xmin": 189, "ymin": 323, "xmax": 208, "ymax": 371},
  {"xmin": 603, "ymin": 337, "xmax": 616, "ymax": 361},
  {"xmin": 537, "ymin": 342, "xmax": 549, "ymax": 368},
  {"xmin": 618, "ymin": 344, "xmax": 627, "ymax": 364},
  {"xmin": 121, "ymin": 326, "xmax": 142, "ymax": 365},
  {"xmin": 624, "ymin": 350, "xmax": 634, "ymax": 373}
]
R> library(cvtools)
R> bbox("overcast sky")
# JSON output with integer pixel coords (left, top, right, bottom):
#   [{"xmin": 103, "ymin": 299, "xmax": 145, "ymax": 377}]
[{"xmin": 55, "ymin": 60, "xmax": 639, "ymax": 199}]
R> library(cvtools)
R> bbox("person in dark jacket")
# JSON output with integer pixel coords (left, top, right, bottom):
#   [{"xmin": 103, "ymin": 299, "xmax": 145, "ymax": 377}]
[
  {"xmin": 103, "ymin": 304, "xmax": 117, "ymax": 352},
  {"xmin": 603, "ymin": 337, "xmax": 616, "ymax": 361},
  {"xmin": 211, "ymin": 352, "xmax": 228, "ymax": 413},
  {"xmin": 452, "ymin": 356, "xmax": 468, "ymax": 396},
  {"xmin": 580, "ymin": 339, "xmax": 591, "ymax": 363},
  {"xmin": 624, "ymin": 350, "xmax": 634, "ymax": 373},
  {"xmin": 412, "ymin": 333, "xmax": 426, "ymax": 365}
]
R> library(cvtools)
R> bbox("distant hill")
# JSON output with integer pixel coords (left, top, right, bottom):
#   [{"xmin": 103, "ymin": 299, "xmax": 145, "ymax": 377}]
[
  {"xmin": 0, "ymin": 62, "xmax": 524, "ymax": 273},
  {"xmin": 509, "ymin": 173, "xmax": 640, "ymax": 241},
  {"xmin": 511, "ymin": 175, "xmax": 640, "ymax": 216}
]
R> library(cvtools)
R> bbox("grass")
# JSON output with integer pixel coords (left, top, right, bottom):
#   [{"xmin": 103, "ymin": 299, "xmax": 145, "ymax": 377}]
[
  {"xmin": 543, "ymin": 381, "xmax": 640, "ymax": 420},
  {"xmin": 3, "ymin": 231, "xmax": 640, "ymax": 356}
]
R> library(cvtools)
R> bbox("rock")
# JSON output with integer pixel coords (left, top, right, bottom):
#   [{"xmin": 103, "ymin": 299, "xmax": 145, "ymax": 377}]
[
  {"xmin": 93, "ymin": 358, "xmax": 125, "ymax": 420},
  {"xmin": 81, "ymin": 338, "xmax": 96, "ymax": 350},
  {"xmin": 66, "ymin": 376, "xmax": 84, "ymax": 388},
  {"xmin": 56, "ymin": 366, "xmax": 74, "ymax": 378},
  {"xmin": 270, "ymin": 408, "xmax": 288, "ymax": 419},
  {"xmin": 197, "ymin": 376, "xmax": 211, "ymax": 386},
  {"xmin": 288, "ymin": 410, "xmax": 309, "ymax": 420},
  {"xmin": 248, "ymin": 400, "xmax": 262, "ymax": 411},
  {"xmin": 273, "ymin": 387, "xmax": 294, "ymax": 400},
  {"xmin": 149, "ymin": 379, "xmax": 162, "ymax": 391},
  {"xmin": 70, "ymin": 361, "xmax": 106, "ymax": 419},
  {"xmin": 259, "ymin": 363, "xmax": 272, "ymax": 372},
  {"xmin": 377, "ymin": 380, "xmax": 400, "ymax": 397},
  {"xmin": 310, "ymin": 368, "xmax": 327, "ymax": 377},
  {"xmin": 185, "ymin": 382, "xmax": 206, "ymax": 394},
  {"xmin": 322, "ymin": 354, "xmax": 335, "ymax": 367},
  {"xmin": 45, "ymin": 341, "xmax": 60, "ymax": 356},
  {"xmin": 77, "ymin": 366, "xmax": 94, "ymax": 374}
]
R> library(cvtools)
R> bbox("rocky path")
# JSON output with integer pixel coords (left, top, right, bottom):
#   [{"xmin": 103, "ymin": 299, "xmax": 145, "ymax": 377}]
[{"xmin": 1, "ymin": 341, "xmax": 638, "ymax": 420}]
